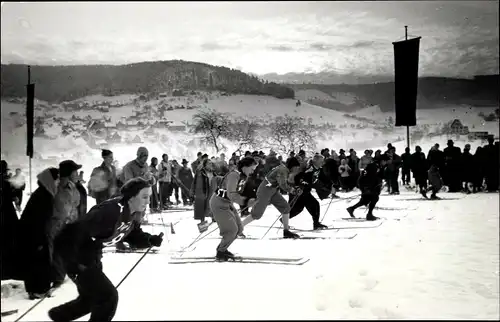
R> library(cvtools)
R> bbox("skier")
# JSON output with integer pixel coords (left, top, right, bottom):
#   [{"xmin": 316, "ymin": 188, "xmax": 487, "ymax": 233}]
[
  {"xmin": 209, "ymin": 157, "xmax": 258, "ymax": 261},
  {"xmin": 48, "ymin": 177, "xmax": 163, "ymax": 322},
  {"xmin": 240, "ymin": 157, "xmax": 302, "ymax": 239},
  {"xmin": 288, "ymin": 154, "xmax": 329, "ymax": 230},
  {"xmin": 346, "ymin": 162, "xmax": 383, "ymax": 221}
]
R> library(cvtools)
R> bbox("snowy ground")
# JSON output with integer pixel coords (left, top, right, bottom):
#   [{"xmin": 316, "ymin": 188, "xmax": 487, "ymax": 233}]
[{"xmin": 2, "ymin": 189, "xmax": 499, "ymax": 320}]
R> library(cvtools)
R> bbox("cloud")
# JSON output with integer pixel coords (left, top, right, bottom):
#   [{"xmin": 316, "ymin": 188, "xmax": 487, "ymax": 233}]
[
  {"xmin": 268, "ymin": 45, "xmax": 295, "ymax": 52},
  {"xmin": 0, "ymin": 2, "xmax": 497, "ymax": 77}
]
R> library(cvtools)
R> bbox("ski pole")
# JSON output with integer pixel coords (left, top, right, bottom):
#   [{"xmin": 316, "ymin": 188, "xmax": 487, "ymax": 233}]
[
  {"xmin": 261, "ymin": 192, "xmax": 301, "ymax": 240},
  {"xmin": 116, "ymin": 232, "xmax": 164, "ymax": 289}
]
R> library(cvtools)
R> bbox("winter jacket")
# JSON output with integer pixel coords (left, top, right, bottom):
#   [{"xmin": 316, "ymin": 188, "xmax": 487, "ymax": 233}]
[
  {"xmin": 121, "ymin": 159, "xmax": 154, "ymax": 184},
  {"xmin": 1, "ymin": 173, "xmax": 20, "ymax": 280},
  {"xmin": 264, "ymin": 164, "xmax": 294, "ymax": 193},
  {"xmin": 401, "ymin": 152, "xmax": 412, "ymax": 171},
  {"xmin": 49, "ymin": 179, "xmax": 81, "ymax": 240},
  {"xmin": 358, "ymin": 169, "xmax": 383, "ymax": 196},
  {"xmin": 359, "ymin": 156, "xmax": 373, "ymax": 171},
  {"xmin": 178, "ymin": 167, "xmax": 194, "ymax": 192},
  {"xmin": 88, "ymin": 162, "xmax": 117, "ymax": 203},
  {"xmin": 158, "ymin": 160, "xmax": 172, "ymax": 183},
  {"xmin": 53, "ymin": 197, "xmax": 154, "ymax": 274}
]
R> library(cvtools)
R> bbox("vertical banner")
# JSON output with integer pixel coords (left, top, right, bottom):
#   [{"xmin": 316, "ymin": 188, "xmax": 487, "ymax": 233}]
[
  {"xmin": 26, "ymin": 83, "xmax": 35, "ymax": 158},
  {"xmin": 393, "ymin": 37, "xmax": 421, "ymax": 127}
]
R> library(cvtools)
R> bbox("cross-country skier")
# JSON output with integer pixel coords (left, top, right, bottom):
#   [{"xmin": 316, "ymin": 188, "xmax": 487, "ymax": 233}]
[
  {"xmin": 47, "ymin": 178, "xmax": 163, "ymax": 322},
  {"xmin": 346, "ymin": 162, "xmax": 382, "ymax": 221},
  {"xmin": 209, "ymin": 157, "xmax": 258, "ymax": 261},
  {"xmin": 241, "ymin": 157, "xmax": 302, "ymax": 239},
  {"xmin": 288, "ymin": 154, "xmax": 329, "ymax": 230}
]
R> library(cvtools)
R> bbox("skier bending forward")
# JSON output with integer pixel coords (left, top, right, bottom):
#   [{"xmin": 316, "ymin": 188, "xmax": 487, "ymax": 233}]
[
  {"xmin": 346, "ymin": 163, "xmax": 382, "ymax": 221},
  {"xmin": 48, "ymin": 178, "xmax": 164, "ymax": 322},
  {"xmin": 210, "ymin": 157, "xmax": 258, "ymax": 261},
  {"xmin": 240, "ymin": 157, "xmax": 302, "ymax": 239}
]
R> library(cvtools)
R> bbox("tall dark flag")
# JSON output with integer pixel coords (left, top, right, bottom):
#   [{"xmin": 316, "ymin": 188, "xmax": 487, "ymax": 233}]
[
  {"xmin": 26, "ymin": 83, "xmax": 35, "ymax": 158},
  {"xmin": 393, "ymin": 37, "xmax": 421, "ymax": 127}
]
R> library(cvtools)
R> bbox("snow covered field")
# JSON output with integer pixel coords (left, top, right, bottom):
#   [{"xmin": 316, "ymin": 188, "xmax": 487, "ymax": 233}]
[{"xmin": 2, "ymin": 189, "xmax": 498, "ymax": 320}]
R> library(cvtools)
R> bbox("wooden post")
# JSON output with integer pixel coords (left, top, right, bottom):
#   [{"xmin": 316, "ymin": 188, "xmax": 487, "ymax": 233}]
[
  {"xmin": 405, "ymin": 26, "xmax": 411, "ymax": 150},
  {"xmin": 28, "ymin": 65, "xmax": 32, "ymax": 194}
]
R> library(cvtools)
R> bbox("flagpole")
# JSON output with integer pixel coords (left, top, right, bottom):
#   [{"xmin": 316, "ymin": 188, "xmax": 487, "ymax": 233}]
[
  {"xmin": 405, "ymin": 25, "xmax": 411, "ymax": 151},
  {"xmin": 28, "ymin": 65, "xmax": 32, "ymax": 194}
]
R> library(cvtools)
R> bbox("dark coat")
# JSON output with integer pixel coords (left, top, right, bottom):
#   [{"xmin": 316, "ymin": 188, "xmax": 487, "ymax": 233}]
[
  {"xmin": 53, "ymin": 197, "xmax": 153, "ymax": 274},
  {"xmin": 178, "ymin": 167, "xmax": 194, "ymax": 194},
  {"xmin": 75, "ymin": 181, "xmax": 88, "ymax": 218},
  {"xmin": 18, "ymin": 169, "xmax": 58, "ymax": 292},
  {"xmin": 1, "ymin": 173, "xmax": 20, "ymax": 280},
  {"xmin": 358, "ymin": 167, "xmax": 383, "ymax": 197},
  {"xmin": 191, "ymin": 169, "xmax": 213, "ymax": 220}
]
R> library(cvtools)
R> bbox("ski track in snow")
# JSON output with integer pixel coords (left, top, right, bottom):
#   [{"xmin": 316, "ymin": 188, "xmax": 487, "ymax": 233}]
[{"xmin": 1, "ymin": 191, "xmax": 498, "ymax": 320}]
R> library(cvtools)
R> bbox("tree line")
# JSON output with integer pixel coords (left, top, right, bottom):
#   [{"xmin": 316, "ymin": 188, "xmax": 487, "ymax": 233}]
[
  {"xmin": 0, "ymin": 60, "xmax": 295, "ymax": 103},
  {"xmin": 190, "ymin": 108, "xmax": 315, "ymax": 155}
]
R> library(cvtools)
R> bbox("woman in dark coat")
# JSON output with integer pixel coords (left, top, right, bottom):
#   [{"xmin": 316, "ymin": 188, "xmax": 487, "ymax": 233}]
[
  {"xmin": 19, "ymin": 168, "xmax": 60, "ymax": 299},
  {"xmin": 191, "ymin": 159, "xmax": 216, "ymax": 232},
  {"xmin": 1, "ymin": 160, "xmax": 21, "ymax": 281}
]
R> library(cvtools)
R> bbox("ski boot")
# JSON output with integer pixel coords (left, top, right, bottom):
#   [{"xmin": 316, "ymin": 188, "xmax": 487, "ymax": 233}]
[
  {"xmin": 313, "ymin": 222, "xmax": 328, "ymax": 230},
  {"xmin": 28, "ymin": 292, "xmax": 45, "ymax": 300},
  {"xmin": 346, "ymin": 206, "xmax": 355, "ymax": 218},
  {"xmin": 197, "ymin": 221, "xmax": 210, "ymax": 233},
  {"xmin": 430, "ymin": 194, "xmax": 440, "ymax": 200},
  {"xmin": 216, "ymin": 250, "xmax": 236, "ymax": 261},
  {"xmin": 366, "ymin": 214, "xmax": 379, "ymax": 221},
  {"xmin": 420, "ymin": 189, "xmax": 428, "ymax": 199},
  {"xmin": 283, "ymin": 229, "xmax": 300, "ymax": 239}
]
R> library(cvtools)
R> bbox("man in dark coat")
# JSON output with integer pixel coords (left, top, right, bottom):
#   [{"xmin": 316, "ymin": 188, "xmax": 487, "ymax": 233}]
[
  {"xmin": 427, "ymin": 143, "xmax": 445, "ymax": 169},
  {"xmin": 48, "ymin": 178, "xmax": 163, "ymax": 322},
  {"xmin": 88, "ymin": 149, "xmax": 118, "ymax": 205},
  {"xmin": 19, "ymin": 168, "xmax": 60, "ymax": 299},
  {"xmin": 401, "ymin": 147, "xmax": 412, "ymax": 185},
  {"xmin": 385, "ymin": 147, "xmax": 402, "ymax": 195},
  {"xmin": 410, "ymin": 146, "xmax": 428, "ymax": 198},
  {"xmin": 177, "ymin": 159, "xmax": 194, "ymax": 205},
  {"xmin": 482, "ymin": 137, "xmax": 499, "ymax": 192},
  {"xmin": 1, "ymin": 160, "xmax": 21, "ymax": 280},
  {"xmin": 443, "ymin": 140, "xmax": 462, "ymax": 192},
  {"xmin": 460, "ymin": 144, "xmax": 475, "ymax": 193}
]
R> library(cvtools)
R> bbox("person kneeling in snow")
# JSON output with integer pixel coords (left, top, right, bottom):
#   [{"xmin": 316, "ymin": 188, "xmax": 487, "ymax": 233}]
[
  {"xmin": 48, "ymin": 178, "xmax": 163, "ymax": 322},
  {"xmin": 346, "ymin": 163, "xmax": 383, "ymax": 221},
  {"xmin": 426, "ymin": 164, "xmax": 444, "ymax": 200}
]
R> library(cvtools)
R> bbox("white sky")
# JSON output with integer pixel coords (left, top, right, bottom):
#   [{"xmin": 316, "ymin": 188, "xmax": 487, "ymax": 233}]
[{"xmin": 1, "ymin": 1, "xmax": 498, "ymax": 77}]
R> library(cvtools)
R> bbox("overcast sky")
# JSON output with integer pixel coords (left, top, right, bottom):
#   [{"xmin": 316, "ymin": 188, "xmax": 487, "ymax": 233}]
[{"xmin": 1, "ymin": 1, "xmax": 498, "ymax": 77}]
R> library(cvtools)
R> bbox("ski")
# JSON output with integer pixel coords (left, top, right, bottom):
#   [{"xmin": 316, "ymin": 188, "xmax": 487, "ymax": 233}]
[
  {"xmin": 103, "ymin": 246, "xmax": 196, "ymax": 255},
  {"xmin": 341, "ymin": 217, "xmax": 383, "ymax": 222},
  {"xmin": 268, "ymin": 233, "xmax": 357, "ymax": 240},
  {"xmin": 169, "ymin": 256, "xmax": 309, "ymax": 265},
  {"xmin": 292, "ymin": 227, "xmax": 339, "ymax": 233},
  {"xmin": 1, "ymin": 309, "xmax": 18, "ymax": 317}
]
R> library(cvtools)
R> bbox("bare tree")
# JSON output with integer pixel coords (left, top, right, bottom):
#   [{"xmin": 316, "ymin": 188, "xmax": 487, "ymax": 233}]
[
  {"xmin": 191, "ymin": 108, "xmax": 231, "ymax": 153},
  {"xmin": 225, "ymin": 118, "xmax": 259, "ymax": 153},
  {"xmin": 267, "ymin": 115, "xmax": 316, "ymax": 155}
]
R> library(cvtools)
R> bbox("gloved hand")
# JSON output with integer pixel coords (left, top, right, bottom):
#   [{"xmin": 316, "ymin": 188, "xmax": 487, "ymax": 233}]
[
  {"xmin": 247, "ymin": 198, "xmax": 257, "ymax": 208},
  {"xmin": 149, "ymin": 234, "xmax": 163, "ymax": 247}
]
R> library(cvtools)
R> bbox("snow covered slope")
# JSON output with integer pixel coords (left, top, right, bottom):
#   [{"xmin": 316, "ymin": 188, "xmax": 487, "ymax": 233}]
[{"xmin": 2, "ymin": 190, "xmax": 498, "ymax": 320}]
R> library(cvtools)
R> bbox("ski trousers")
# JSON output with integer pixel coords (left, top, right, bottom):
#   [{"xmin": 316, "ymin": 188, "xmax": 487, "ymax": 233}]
[
  {"xmin": 48, "ymin": 263, "xmax": 118, "ymax": 322},
  {"xmin": 250, "ymin": 183, "xmax": 291, "ymax": 220},
  {"xmin": 289, "ymin": 191, "xmax": 320, "ymax": 223},
  {"xmin": 209, "ymin": 195, "xmax": 243, "ymax": 252}
]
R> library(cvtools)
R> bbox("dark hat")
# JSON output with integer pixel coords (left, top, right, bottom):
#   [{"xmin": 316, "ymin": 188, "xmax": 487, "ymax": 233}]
[
  {"xmin": 339, "ymin": 149, "xmax": 345, "ymax": 153},
  {"xmin": 120, "ymin": 177, "xmax": 151, "ymax": 201},
  {"xmin": 447, "ymin": 139, "xmax": 453, "ymax": 145},
  {"xmin": 102, "ymin": 149, "xmax": 113, "ymax": 158},
  {"xmin": 182, "ymin": 158, "xmax": 189, "ymax": 164},
  {"xmin": 59, "ymin": 160, "xmax": 82, "ymax": 177},
  {"xmin": 252, "ymin": 151, "xmax": 259, "ymax": 157}
]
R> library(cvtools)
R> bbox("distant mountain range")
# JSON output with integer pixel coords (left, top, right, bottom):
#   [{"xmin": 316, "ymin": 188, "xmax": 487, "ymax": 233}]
[
  {"xmin": 286, "ymin": 75, "xmax": 499, "ymax": 112},
  {"xmin": 1, "ymin": 60, "xmax": 497, "ymax": 113},
  {"xmin": 0, "ymin": 60, "xmax": 294, "ymax": 103}
]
